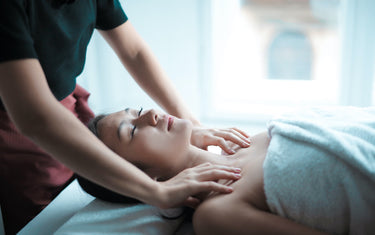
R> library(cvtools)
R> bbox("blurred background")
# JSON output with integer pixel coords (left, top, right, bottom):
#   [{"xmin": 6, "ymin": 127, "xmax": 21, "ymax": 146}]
[{"xmin": 78, "ymin": 0, "xmax": 375, "ymax": 133}]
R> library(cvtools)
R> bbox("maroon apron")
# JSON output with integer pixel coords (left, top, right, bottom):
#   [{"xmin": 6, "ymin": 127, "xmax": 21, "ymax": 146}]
[{"xmin": 0, "ymin": 85, "xmax": 94, "ymax": 234}]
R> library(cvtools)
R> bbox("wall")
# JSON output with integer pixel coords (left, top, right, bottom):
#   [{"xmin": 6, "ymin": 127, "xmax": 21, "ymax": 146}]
[{"xmin": 78, "ymin": 0, "xmax": 202, "ymax": 116}]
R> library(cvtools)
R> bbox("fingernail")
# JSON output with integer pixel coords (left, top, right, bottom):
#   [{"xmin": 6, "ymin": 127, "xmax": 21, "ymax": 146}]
[
  {"xmin": 226, "ymin": 187, "xmax": 234, "ymax": 193},
  {"xmin": 234, "ymin": 173, "xmax": 241, "ymax": 178},
  {"xmin": 243, "ymin": 141, "xmax": 250, "ymax": 146},
  {"xmin": 229, "ymin": 149, "xmax": 236, "ymax": 154},
  {"xmin": 234, "ymin": 168, "xmax": 241, "ymax": 173}
]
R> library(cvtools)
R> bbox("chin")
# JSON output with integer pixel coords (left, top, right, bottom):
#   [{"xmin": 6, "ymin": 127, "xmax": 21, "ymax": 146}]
[
  {"xmin": 173, "ymin": 118, "xmax": 193, "ymax": 133},
  {"xmin": 181, "ymin": 119, "xmax": 194, "ymax": 130},
  {"xmin": 182, "ymin": 121, "xmax": 193, "ymax": 142}
]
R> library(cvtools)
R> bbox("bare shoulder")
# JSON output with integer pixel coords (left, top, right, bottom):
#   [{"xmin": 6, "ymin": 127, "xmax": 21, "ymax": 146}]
[
  {"xmin": 231, "ymin": 131, "xmax": 270, "ymax": 210},
  {"xmin": 198, "ymin": 131, "xmax": 270, "ymax": 209},
  {"xmin": 193, "ymin": 131, "xmax": 271, "ymax": 233}
]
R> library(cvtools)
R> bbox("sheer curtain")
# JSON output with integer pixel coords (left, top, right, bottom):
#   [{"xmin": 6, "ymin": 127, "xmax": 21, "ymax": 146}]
[{"xmin": 339, "ymin": 0, "xmax": 375, "ymax": 106}]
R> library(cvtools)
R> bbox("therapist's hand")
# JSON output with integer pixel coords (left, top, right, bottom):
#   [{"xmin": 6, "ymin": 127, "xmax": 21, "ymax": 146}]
[
  {"xmin": 191, "ymin": 126, "xmax": 251, "ymax": 154},
  {"xmin": 156, "ymin": 163, "xmax": 241, "ymax": 209}
]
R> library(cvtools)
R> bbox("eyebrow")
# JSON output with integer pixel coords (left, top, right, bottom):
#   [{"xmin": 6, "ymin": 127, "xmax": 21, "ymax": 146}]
[{"xmin": 117, "ymin": 108, "xmax": 130, "ymax": 140}]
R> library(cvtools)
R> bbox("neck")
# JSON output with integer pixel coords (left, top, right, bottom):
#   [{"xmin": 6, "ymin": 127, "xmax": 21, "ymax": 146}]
[
  {"xmin": 181, "ymin": 145, "xmax": 237, "ymax": 172},
  {"xmin": 157, "ymin": 145, "xmax": 240, "ymax": 181}
]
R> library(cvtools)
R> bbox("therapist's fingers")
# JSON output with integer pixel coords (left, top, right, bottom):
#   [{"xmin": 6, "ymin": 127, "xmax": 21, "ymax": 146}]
[
  {"xmin": 183, "ymin": 196, "xmax": 201, "ymax": 209},
  {"xmin": 189, "ymin": 181, "xmax": 235, "ymax": 197},
  {"xmin": 181, "ymin": 162, "xmax": 242, "ymax": 182},
  {"xmin": 231, "ymin": 127, "xmax": 250, "ymax": 138},
  {"xmin": 208, "ymin": 127, "xmax": 251, "ymax": 146},
  {"xmin": 159, "ymin": 163, "xmax": 240, "ymax": 208},
  {"xmin": 217, "ymin": 128, "xmax": 251, "ymax": 145},
  {"xmin": 223, "ymin": 137, "xmax": 244, "ymax": 154},
  {"xmin": 166, "ymin": 162, "xmax": 241, "ymax": 183},
  {"xmin": 191, "ymin": 126, "xmax": 251, "ymax": 152},
  {"xmin": 184, "ymin": 163, "xmax": 241, "ymax": 190},
  {"xmin": 209, "ymin": 135, "xmax": 249, "ymax": 155},
  {"xmin": 194, "ymin": 162, "xmax": 241, "ymax": 174},
  {"xmin": 196, "ymin": 169, "xmax": 241, "ymax": 182}
]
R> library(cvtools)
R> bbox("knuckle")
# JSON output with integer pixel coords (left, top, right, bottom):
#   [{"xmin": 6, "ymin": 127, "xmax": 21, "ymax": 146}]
[
  {"xmin": 185, "ymin": 175, "xmax": 193, "ymax": 181},
  {"xmin": 225, "ymin": 128, "xmax": 232, "ymax": 133},
  {"xmin": 210, "ymin": 128, "xmax": 218, "ymax": 134},
  {"xmin": 208, "ymin": 182, "xmax": 217, "ymax": 188},
  {"xmin": 204, "ymin": 162, "xmax": 212, "ymax": 167},
  {"xmin": 202, "ymin": 135, "xmax": 210, "ymax": 142},
  {"xmin": 227, "ymin": 132, "xmax": 236, "ymax": 139},
  {"xmin": 212, "ymin": 170, "xmax": 224, "ymax": 178},
  {"xmin": 223, "ymin": 133, "xmax": 233, "ymax": 140},
  {"xmin": 218, "ymin": 139, "xmax": 226, "ymax": 145}
]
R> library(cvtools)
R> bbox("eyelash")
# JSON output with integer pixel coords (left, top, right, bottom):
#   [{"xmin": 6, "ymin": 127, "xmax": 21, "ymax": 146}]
[{"xmin": 131, "ymin": 107, "xmax": 143, "ymax": 137}]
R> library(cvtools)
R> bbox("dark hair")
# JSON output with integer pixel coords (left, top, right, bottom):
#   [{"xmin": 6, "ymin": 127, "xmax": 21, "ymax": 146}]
[
  {"xmin": 75, "ymin": 114, "xmax": 142, "ymax": 204},
  {"xmin": 87, "ymin": 114, "xmax": 107, "ymax": 138}
]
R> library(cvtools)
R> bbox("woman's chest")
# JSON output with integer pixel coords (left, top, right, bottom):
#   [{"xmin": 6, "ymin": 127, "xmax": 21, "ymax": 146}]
[{"xmin": 209, "ymin": 132, "xmax": 271, "ymax": 210}]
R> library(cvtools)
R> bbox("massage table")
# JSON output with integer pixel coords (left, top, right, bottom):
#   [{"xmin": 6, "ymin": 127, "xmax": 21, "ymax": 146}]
[{"xmin": 0, "ymin": 179, "xmax": 193, "ymax": 234}]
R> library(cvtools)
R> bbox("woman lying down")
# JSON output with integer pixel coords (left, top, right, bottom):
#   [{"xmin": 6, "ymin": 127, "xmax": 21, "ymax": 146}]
[{"xmin": 77, "ymin": 106, "xmax": 375, "ymax": 235}]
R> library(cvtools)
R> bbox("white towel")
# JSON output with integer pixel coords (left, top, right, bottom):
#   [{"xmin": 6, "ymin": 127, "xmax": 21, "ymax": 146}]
[{"xmin": 263, "ymin": 106, "xmax": 375, "ymax": 235}]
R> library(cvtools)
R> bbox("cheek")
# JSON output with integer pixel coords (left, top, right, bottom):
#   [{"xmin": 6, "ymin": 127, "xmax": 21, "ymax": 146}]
[
  {"xmin": 132, "ymin": 125, "xmax": 191, "ymax": 161},
  {"xmin": 136, "ymin": 130, "xmax": 174, "ymax": 156},
  {"xmin": 125, "ymin": 131, "xmax": 166, "ymax": 163}
]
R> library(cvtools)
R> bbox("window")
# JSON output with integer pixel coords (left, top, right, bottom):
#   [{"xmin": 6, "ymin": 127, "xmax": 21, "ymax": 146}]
[
  {"xmin": 201, "ymin": 0, "xmax": 343, "ymax": 124},
  {"xmin": 268, "ymin": 30, "xmax": 312, "ymax": 80}
]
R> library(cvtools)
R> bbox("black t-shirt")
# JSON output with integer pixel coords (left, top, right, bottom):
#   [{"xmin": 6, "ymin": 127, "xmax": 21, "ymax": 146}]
[{"xmin": 0, "ymin": 0, "xmax": 128, "ymax": 110}]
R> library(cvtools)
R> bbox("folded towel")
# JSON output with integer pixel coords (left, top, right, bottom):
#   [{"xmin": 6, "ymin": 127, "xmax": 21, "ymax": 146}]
[{"xmin": 263, "ymin": 106, "xmax": 375, "ymax": 235}]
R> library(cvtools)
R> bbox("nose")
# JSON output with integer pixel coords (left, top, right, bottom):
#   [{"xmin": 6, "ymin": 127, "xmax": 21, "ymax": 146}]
[{"xmin": 135, "ymin": 109, "xmax": 158, "ymax": 127}]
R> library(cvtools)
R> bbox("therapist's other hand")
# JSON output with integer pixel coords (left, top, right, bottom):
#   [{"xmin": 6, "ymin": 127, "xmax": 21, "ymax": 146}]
[
  {"xmin": 191, "ymin": 126, "xmax": 251, "ymax": 154},
  {"xmin": 156, "ymin": 163, "xmax": 241, "ymax": 209}
]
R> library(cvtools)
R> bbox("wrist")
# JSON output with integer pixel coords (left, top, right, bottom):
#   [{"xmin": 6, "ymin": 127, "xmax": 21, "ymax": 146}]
[{"xmin": 144, "ymin": 181, "xmax": 168, "ymax": 208}]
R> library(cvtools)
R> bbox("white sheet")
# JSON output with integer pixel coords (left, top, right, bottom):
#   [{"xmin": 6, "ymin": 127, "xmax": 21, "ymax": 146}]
[
  {"xmin": 15, "ymin": 178, "xmax": 194, "ymax": 235},
  {"xmin": 17, "ymin": 180, "xmax": 94, "ymax": 235},
  {"xmin": 55, "ymin": 199, "xmax": 194, "ymax": 235}
]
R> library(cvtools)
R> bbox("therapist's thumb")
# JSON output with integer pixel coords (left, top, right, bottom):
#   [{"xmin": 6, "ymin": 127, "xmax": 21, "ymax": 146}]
[{"xmin": 183, "ymin": 196, "xmax": 201, "ymax": 209}]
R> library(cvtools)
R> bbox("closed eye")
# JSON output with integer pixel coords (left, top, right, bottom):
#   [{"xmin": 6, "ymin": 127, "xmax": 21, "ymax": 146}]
[{"xmin": 131, "ymin": 107, "xmax": 143, "ymax": 138}]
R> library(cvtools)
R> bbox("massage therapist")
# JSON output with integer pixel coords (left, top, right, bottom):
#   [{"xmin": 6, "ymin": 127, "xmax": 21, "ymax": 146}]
[{"xmin": 0, "ymin": 1, "xmax": 250, "ymax": 234}]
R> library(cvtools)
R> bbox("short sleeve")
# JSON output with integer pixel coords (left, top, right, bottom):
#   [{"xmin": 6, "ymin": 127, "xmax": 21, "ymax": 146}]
[
  {"xmin": 0, "ymin": 0, "xmax": 38, "ymax": 63},
  {"xmin": 95, "ymin": 0, "xmax": 128, "ymax": 30}
]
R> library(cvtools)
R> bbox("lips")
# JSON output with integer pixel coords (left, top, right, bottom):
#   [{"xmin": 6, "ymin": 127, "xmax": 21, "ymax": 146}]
[{"xmin": 167, "ymin": 116, "xmax": 174, "ymax": 131}]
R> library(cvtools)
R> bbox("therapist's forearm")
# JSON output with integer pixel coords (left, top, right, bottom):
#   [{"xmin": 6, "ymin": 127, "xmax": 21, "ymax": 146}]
[
  {"xmin": 0, "ymin": 59, "xmax": 161, "ymax": 207},
  {"xmin": 26, "ymin": 104, "xmax": 160, "ymax": 204},
  {"xmin": 125, "ymin": 46, "xmax": 195, "ymax": 120},
  {"xmin": 99, "ymin": 22, "xmax": 199, "ymax": 124}
]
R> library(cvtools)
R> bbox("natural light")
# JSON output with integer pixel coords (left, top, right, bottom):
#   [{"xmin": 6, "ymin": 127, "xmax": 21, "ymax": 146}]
[{"xmin": 203, "ymin": 0, "xmax": 342, "ymax": 125}]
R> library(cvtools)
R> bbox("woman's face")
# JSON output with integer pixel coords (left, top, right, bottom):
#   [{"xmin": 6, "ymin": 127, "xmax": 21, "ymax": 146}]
[{"xmin": 97, "ymin": 108, "xmax": 193, "ymax": 179}]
